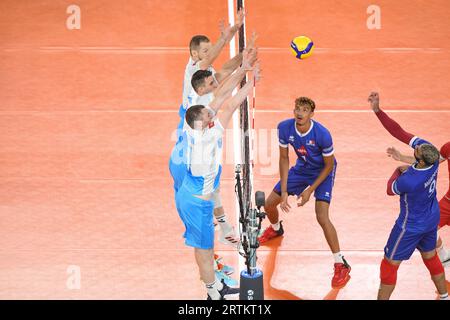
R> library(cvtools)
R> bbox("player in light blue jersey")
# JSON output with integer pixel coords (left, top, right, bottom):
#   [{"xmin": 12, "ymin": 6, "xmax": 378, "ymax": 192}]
[
  {"xmin": 258, "ymin": 97, "xmax": 351, "ymax": 289},
  {"xmin": 175, "ymin": 64, "xmax": 260, "ymax": 300},
  {"xmin": 369, "ymin": 92, "xmax": 448, "ymax": 300}
]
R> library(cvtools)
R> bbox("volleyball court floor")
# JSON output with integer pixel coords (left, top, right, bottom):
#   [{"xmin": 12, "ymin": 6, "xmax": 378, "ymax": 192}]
[{"xmin": 0, "ymin": 0, "xmax": 449, "ymax": 299}]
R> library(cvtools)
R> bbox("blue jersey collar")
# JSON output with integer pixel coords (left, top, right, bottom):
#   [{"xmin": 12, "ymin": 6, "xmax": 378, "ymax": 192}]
[{"xmin": 294, "ymin": 120, "xmax": 314, "ymax": 137}]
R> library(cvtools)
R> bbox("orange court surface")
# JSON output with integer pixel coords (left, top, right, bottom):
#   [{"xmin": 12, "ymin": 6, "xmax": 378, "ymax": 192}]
[{"xmin": 0, "ymin": 0, "xmax": 449, "ymax": 300}]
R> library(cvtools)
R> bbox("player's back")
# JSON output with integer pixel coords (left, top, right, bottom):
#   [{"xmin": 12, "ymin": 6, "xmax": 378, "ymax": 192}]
[{"xmin": 394, "ymin": 162, "xmax": 440, "ymax": 233}]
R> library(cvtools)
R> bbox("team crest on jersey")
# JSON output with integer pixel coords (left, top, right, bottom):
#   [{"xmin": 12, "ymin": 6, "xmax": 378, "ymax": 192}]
[
  {"xmin": 306, "ymin": 139, "xmax": 315, "ymax": 146},
  {"xmin": 208, "ymin": 122, "xmax": 215, "ymax": 129},
  {"xmin": 297, "ymin": 146, "xmax": 307, "ymax": 156}
]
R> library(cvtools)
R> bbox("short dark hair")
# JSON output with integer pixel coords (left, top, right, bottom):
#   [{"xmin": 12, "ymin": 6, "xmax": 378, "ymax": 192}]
[
  {"xmin": 189, "ymin": 35, "xmax": 210, "ymax": 55},
  {"xmin": 191, "ymin": 70, "xmax": 212, "ymax": 93},
  {"xmin": 295, "ymin": 97, "xmax": 316, "ymax": 112},
  {"xmin": 185, "ymin": 105, "xmax": 205, "ymax": 129},
  {"xmin": 421, "ymin": 144, "xmax": 440, "ymax": 165}
]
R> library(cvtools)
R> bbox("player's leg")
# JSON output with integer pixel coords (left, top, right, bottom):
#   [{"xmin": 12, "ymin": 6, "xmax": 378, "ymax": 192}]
[
  {"xmin": 257, "ymin": 191, "xmax": 284, "ymax": 243},
  {"xmin": 313, "ymin": 164, "xmax": 340, "ymax": 253},
  {"xmin": 176, "ymin": 189, "xmax": 238, "ymax": 299},
  {"xmin": 315, "ymin": 200, "xmax": 351, "ymax": 288},
  {"xmin": 436, "ymin": 197, "xmax": 450, "ymax": 266},
  {"xmin": 194, "ymin": 247, "xmax": 222, "ymax": 299},
  {"xmin": 259, "ymin": 168, "xmax": 306, "ymax": 243},
  {"xmin": 212, "ymin": 186, "xmax": 239, "ymax": 247},
  {"xmin": 315, "ymin": 201, "xmax": 340, "ymax": 253},
  {"xmin": 311, "ymin": 164, "xmax": 350, "ymax": 287},
  {"xmin": 378, "ymin": 257, "xmax": 401, "ymax": 300},
  {"xmin": 418, "ymin": 229, "xmax": 449, "ymax": 300},
  {"xmin": 379, "ymin": 225, "xmax": 419, "ymax": 299}
]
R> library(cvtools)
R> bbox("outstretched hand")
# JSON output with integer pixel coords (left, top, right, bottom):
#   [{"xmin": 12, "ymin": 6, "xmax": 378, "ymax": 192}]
[
  {"xmin": 368, "ymin": 92, "xmax": 380, "ymax": 112},
  {"xmin": 279, "ymin": 192, "xmax": 291, "ymax": 213},
  {"xmin": 242, "ymin": 47, "xmax": 258, "ymax": 70},
  {"xmin": 297, "ymin": 188, "xmax": 312, "ymax": 207},
  {"xmin": 247, "ymin": 31, "xmax": 258, "ymax": 49},
  {"xmin": 387, "ymin": 147, "xmax": 402, "ymax": 161}
]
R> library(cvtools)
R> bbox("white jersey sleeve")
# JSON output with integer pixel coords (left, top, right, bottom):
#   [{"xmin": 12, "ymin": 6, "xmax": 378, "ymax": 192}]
[
  {"xmin": 182, "ymin": 58, "xmax": 216, "ymax": 111},
  {"xmin": 184, "ymin": 119, "xmax": 224, "ymax": 195}
]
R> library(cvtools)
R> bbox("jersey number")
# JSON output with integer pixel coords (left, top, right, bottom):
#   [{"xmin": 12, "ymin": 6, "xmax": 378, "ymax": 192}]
[{"xmin": 429, "ymin": 179, "xmax": 436, "ymax": 194}]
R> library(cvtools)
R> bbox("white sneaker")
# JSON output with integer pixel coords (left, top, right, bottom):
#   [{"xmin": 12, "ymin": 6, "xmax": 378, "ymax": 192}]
[{"xmin": 219, "ymin": 228, "xmax": 239, "ymax": 248}]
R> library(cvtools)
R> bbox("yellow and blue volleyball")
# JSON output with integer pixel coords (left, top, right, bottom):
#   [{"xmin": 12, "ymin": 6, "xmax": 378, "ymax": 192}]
[{"xmin": 290, "ymin": 36, "xmax": 314, "ymax": 60}]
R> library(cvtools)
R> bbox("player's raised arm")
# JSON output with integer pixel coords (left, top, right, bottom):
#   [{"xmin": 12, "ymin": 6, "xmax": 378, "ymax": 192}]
[
  {"xmin": 199, "ymin": 9, "xmax": 246, "ymax": 71},
  {"xmin": 215, "ymin": 31, "xmax": 257, "ymax": 84},
  {"xmin": 368, "ymin": 92, "xmax": 415, "ymax": 145},
  {"xmin": 209, "ymin": 48, "xmax": 257, "ymax": 114},
  {"xmin": 218, "ymin": 63, "xmax": 260, "ymax": 130}
]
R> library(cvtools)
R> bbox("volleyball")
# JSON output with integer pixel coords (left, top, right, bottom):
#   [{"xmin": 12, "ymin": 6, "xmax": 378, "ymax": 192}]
[{"xmin": 290, "ymin": 36, "xmax": 314, "ymax": 60}]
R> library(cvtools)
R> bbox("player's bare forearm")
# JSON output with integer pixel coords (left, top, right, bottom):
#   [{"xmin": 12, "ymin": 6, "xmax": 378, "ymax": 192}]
[
  {"xmin": 218, "ymin": 80, "xmax": 253, "ymax": 129},
  {"xmin": 212, "ymin": 68, "xmax": 247, "ymax": 112},
  {"xmin": 218, "ymin": 53, "xmax": 243, "ymax": 77},
  {"xmin": 309, "ymin": 159, "xmax": 334, "ymax": 193},
  {"xmin": 199, "ymin": 36, "xmax": 227, "ymax": 70},
  {"xmin": 279, "ymin": 148, "xmax": 289, "ymax": 194},
  {"xmin": 399, "ymin": 154, "xmax": 415, "ymax": 164}
]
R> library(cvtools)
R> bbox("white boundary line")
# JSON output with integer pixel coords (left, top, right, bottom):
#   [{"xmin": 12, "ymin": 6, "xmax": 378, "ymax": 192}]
[
  {"xmin": 1, "ymin": 109, "xmax": 449, "ymax": 115},
  {"xmin": 227, "ymin": 0, "xmax": 246, "ymax": 275}
]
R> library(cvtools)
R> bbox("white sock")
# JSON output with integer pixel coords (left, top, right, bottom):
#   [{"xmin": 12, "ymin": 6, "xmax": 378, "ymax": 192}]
[
  {"xmin": 216, "ymin": 214, "xmax": 232, "ymax": 234},
  {"xmin": 271, "ymin": 222, "xmax": 280, "ymax": 231},
  {"xmin": 333, "ymin": 252, "xmax": 344, "ymax": 264},
  {"xmin": 440, "ymin": 292, "xmax": 449, "ymax": 300},
  {"xmin": 205, "ymin": 278, "xmax": 223, "ymax": 300},
  {"xmin": 206, "ymin": 281, "xmax": 220, "ymax": 300}
]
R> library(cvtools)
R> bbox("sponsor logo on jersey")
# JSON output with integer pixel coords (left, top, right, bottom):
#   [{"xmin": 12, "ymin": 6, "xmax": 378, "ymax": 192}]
[
  {"xmin": 306, "ymin": 139, "xmax": 316, "ymax": 146},
  {"xmin": 297, "ymin": 146, "xmax": 307, "ymax": 156},
  {"xmin": 289, "ymin": 136, "xmax": 294, "ymax": 142}
]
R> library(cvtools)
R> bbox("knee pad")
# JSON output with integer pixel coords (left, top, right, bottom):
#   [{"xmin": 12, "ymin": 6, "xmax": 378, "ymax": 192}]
[
  {"xmin": 212, "ymin": 187, "xmax": 222, "ymax": 209},
  {"xmin": 380, "ymin": 258, "xmax": 399, "ymax": 285},
  {"xmin": 423, "ymin": 254, "xmax": 444, "ymax": 276}
]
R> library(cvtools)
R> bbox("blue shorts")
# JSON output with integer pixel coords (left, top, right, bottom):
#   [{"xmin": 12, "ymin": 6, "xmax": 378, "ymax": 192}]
[
  {"xmin": 384, "ymin": 224, "xmax": 438, "ymax": 261},
  {"xmin": 175, "ymin": 186, "xmax": 215, "ymax": 249},
  {"xmin": 273, "ymin": 165, "xmax": 337, "ymax": 203},
  {"xmin": 169, "ymin": 158, "xmax": 186, "ymax": 194}
]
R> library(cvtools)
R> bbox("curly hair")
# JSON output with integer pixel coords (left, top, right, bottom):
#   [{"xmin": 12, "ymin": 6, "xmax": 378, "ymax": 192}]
[{"xmin": 295, "ymin": 97, "xmax": 316, "ymax": 112}]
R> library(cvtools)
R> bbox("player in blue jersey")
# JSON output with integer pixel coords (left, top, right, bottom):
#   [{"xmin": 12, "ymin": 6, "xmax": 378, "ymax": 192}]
[
  {"xmin": 176, "ymin": 65, "xmax": 260, "ymax": 300},
  {"xmin": 368, "ymin": 92, "xmax": 449, "ymax": 300},
  {"xmin": 258, "ymin": 97, "xmax": 351, "ymax": 289}
]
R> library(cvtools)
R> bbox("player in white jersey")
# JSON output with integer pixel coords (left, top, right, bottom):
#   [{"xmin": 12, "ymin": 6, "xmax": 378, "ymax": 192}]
[
  {"xmin": 188, "ymin": 53, "xmax": 257, "ymax": 247},
  {"xmin": 179, "ymin": 9, "xmax": 246, "ymax": 126},
  {"xmin": 171, "ymin": 42, "xmax": 258, "ymax": 249},
  {"xmin": 175, "ymin": 65, "xmax": 260, "ymax": 300}
]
